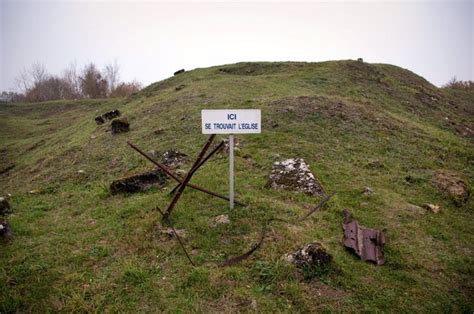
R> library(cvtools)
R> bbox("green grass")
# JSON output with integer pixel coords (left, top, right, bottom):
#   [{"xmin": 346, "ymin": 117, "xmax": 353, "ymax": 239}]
[{"xmin": 0, "ymin": 60, "xmax": 473, "ymax": 312}]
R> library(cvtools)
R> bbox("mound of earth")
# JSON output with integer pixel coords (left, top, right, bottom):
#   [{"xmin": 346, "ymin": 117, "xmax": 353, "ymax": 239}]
[
  {"xmin": 431, "ymin": 171, "xmax": 470, "ymax": 206},
  {"xmin": 266, "ymin": 158, "xmax": 324, "ymax": 196}
]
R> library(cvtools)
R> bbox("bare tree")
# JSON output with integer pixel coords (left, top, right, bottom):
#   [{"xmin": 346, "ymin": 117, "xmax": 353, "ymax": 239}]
[
  {"xmin": 443, "ymin": 76, "xmax": 474, "ymax": 90},
  {"xmin": 62, "ymin": 62, "xmax": 82, "ymax": 99},
  {"xmin": 104, "ymin": 60, "xmax": 120, "ymax": 96},
  {"xmin": 15, "ymin": 62, "xmax": 47, "ymax": 93},
  {"xmin": 80, "ymin": 63, "xmax": 108, "ymax": 98},
  {"xmin": 12, "ymin": 60, "xmax": 142, "ymax": 102}
]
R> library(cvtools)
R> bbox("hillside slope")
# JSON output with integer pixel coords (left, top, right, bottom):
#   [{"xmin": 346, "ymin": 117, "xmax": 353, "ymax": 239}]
[{"xmin": 0, "ymin": 61, "xmax": 473, "ymax": 312}]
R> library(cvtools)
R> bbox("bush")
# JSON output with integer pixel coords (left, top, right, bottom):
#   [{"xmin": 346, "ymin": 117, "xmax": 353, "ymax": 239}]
[{"xmin": 443, "ymin": 77, "xmax": 474, "ymax": 91}]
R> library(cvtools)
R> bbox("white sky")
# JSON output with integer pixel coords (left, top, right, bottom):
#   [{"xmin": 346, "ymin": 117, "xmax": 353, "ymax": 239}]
[{"xmin": 0, "ymin": 1, "xmax": 472, "ymax": 91}]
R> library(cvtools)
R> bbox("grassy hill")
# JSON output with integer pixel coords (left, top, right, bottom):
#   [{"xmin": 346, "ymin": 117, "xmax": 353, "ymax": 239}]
[{"xmin": 0, "ymin": 60, "xmax": 473, "ymax": 312}]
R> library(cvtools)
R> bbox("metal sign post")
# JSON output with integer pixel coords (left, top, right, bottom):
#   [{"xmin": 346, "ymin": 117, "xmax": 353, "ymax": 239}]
[
  {"xmin": 201, "ymin": 109, "xmax": 261, "ymax": 210},
  {"xmin": 229, "ymin": 134, "xmax": 234, "ymax": 209}
]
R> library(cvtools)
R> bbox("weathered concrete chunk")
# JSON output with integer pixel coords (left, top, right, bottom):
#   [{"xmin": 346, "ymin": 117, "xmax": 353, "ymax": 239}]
[
  {"xmin": 95, "ymin": 116, "xmax": 105, "ymax": 125},
  {"xmin": 220, "ymin": 137, "xmax": 241, "ymax": 155},
  {"xmin": 162, "ymin": 150, "xmax": 188, "ymax": 168},
  {"xmin": 174, "ymin": 69, "xmax": 185, "ymax": 75},
  {"xmin": 103, "ymin": 110, "xmax": 121, "ymax": 120},
  {"xmin": 0, "ymin": 220, "xmax": 11, "ymax": 239},
  {"xmin": 0, "ymin": 197, "xmax": 11, "ymax": 216},
  {"xmin": 342, "ymin": 209, "xmax": 385, "ymax": 265},
  {"xmin": 283, "ymin": 242, "xmax": 332, "ymax": 269},
  {"xmin": 432, "ymin": 171, "xmax": 470, "ymax": 206},
  {"xmin": 110, "ymin": 169, "xmax": 167, "ymax": 194},
  {"xmin": 95, "ymin": 109, "xmax": 121, "ymax": 125},
  {"xmin": 423, "ymin": 203, "xmax": 441, "ymax": 213},
  {"xmin": 266, "ymin": 158, "xmax": 324, "ymax": 196},
  {"xmin": 111, "ymin": 117, "xmax": 130, "ymax": 134},
  {"xmin": 362, "ymin": 187, "xmax": 373, "ymax": 196}
]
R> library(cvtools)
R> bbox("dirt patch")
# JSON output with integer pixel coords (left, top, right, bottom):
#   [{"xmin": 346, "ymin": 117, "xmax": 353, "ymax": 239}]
[
  {"xmin": 110, "ymin": 169, "xmax": 167, "ymax": 194},
  {"xmin": 432, "ymin": 171, "xmax": 470, "ymax": 206},
  {"xmin": 266, "ymin": 158, "xmax": 324, "ymax": 196},
  {"xmin": 303, "ymin": 282, "xmax": 350, "ymax": 299}
]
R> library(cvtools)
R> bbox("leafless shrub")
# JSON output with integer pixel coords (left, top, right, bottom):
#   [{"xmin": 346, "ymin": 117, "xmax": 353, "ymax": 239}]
[
  {"xmin": 7, "ymin": 60, "xmax": 142, "ymax": 102},
  {"xmin": 62, "ymin": 62, "xmax": 82, "ymax": 99},
  {"xmin": 443, "ymin": 76, "xmax": 474, "ymax": 91},
  {"xmin": 79, "ymin": 63, "xmax": 108, "ymax": 98},
  {"xmin": 104, "ymin": 61, "xmax": 120, "ymax": 96},
  {"xmin": 110, "ymin": 80, "xmax": 143, "ymax": 97}
]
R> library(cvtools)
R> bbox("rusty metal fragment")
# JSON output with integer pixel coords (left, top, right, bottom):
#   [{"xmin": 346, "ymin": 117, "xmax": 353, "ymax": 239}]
[
  {"xmin": 219, "ymin": 225, "xmax": 267, "ymax": 267},
  {"xmin": 169, "ymin": 140, "xmax": 225, "ymax": 195},
  {"xmin": 297, "ymin": 192, "xmax": 336, "ymax": 221},
  {"xmin": 127, "ymin": 141, "xmax": 246, "ymax": 206},
  {"xmin": 342, "ymin": 209, "xmax": 385, "ymax": 265},
  {"xmin": 154, "ymin": 206, "xmax": 195, "ymax": 267},
  {"xmin": 163, "ymin": 134, "xmax": 216, "ymax": 220}
]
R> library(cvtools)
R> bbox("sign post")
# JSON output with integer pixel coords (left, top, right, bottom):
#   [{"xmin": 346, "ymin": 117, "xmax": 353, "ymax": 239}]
[
  {"xmin": 229, "ymin": 134, "xmax": 234, "ymax": 209},
  {"xmin": 201, "ymin": 109, "xmax": 261, "ymax": 210}
]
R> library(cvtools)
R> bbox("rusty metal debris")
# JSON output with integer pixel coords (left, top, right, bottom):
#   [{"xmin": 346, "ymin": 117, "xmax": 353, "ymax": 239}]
[
  {"xmin": 219, "ymin": 224, "xmax": 267, "ymax": 267},
  {"xmin": 342, "ymin": 209, "xmax": 385, "ymax": 265},
  {"xmin": 154, "ymin": 206, "xmax": 195, "ymax": 266},
  {"xmin": 163, "ymin": 134, "xmax": 216, "ymax": 220},
  {"xmin": 297, "ymin": 192, "xmax": 336, "ymax": 222},
  {"xmin": 169, "ymin": 140, "xmax": 225, "ymax": 195},
  {"xmin": 127, "ymin": 141, "xmax": 246, "ymax": 207}
]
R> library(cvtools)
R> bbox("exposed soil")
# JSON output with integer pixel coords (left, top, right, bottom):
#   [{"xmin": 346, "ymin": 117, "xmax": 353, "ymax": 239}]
[
  {"xmin": 432, "ymin": 171, "xmax": 470, "ymax": 206},
  {"xmin": 110, "ymin": 169, "xmax": 168, "ymax": 194}
]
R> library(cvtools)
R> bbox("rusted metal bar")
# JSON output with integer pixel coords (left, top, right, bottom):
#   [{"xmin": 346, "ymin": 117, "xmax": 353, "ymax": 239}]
[
  {"xmin": 297, "ymin": 191, "xmax": 336, "ymax": 222},
  {"xmin": 163, "ymin": 135, "xmax": 216, "ymax": 220},
  {"xmin": 154, "ymin": 205, "xmax": 195, "ymax": 267},
  {"xmin": 127, "ymin": 141, "xmax": 246, "ymax": 206},
  {"xmin": 219, "ymin": 224, "xmax": 267, "ymax": 267},
  {"xmin": 169, "ymin": 140, "xmax": 225, "ymax": 195}
]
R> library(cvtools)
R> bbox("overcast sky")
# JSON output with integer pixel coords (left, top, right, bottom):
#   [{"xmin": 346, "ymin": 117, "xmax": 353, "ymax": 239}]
[{"xmin": 0, "ymin": 1, "xmax": 472, "ymax": 91}]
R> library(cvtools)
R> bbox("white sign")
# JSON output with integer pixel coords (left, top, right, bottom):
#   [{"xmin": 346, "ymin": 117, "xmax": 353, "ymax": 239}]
[{"xmin": 201, "ymin": 109, "xmax": 261, "ymax": 134}]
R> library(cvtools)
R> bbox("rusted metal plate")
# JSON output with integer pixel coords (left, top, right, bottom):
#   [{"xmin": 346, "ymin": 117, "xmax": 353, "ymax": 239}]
[{"xmin": 342, "ymin": 209, "xmax": 385, "ymax": 265}]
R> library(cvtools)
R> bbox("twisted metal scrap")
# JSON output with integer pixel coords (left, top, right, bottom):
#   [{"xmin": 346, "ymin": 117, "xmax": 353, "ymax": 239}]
[{"xmin": 218, "ymin": 192, "xmax": 336, "ymax": 267}]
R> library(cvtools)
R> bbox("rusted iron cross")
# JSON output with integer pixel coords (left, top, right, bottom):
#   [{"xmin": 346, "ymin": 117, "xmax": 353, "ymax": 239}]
[{"xmin": 127, "ymin": 135, "xmax": 246, "ymax": 221}]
